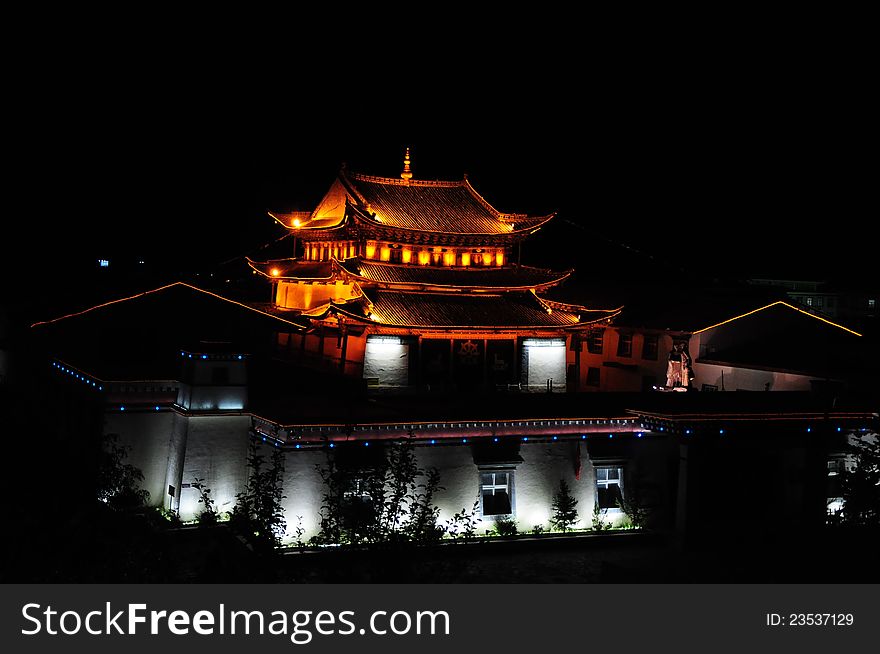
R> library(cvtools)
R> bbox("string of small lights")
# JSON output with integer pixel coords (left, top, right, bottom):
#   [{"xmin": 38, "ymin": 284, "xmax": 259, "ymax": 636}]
[
  {"xmin": 31, "ymin": 282, "xmax": 305, "ymax": 329},
  {"xmin": 50, "ymin": 361, "xmax": 103, "ymax": 391}
]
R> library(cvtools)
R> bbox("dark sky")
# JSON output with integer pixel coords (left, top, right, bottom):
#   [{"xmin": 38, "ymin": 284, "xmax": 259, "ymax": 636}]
[{"xmin": 14, "ymin": 54, "xmax": 874, "ymax": 295}]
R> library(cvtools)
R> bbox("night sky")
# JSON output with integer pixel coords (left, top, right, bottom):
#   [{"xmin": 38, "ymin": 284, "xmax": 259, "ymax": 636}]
[{"xmin": 14, "ymin": 57, "xmax": 873, "ymax": 309}]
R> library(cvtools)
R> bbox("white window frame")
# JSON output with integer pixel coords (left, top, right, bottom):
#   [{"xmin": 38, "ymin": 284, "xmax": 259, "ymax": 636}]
[
  {"xmin": 343, "ymin": 477, "xmax": 372, "ymax": 503},
  {"xmin": 479, "ymin": 469, "xmax": 515, "ymax": 520},
  {"xmin": 595, "ymin": 465, "xmax": 624, "ymax": 514},
  {"xmin": 826, "ymin": 457, "xmax": 847, "ymax": 515}
]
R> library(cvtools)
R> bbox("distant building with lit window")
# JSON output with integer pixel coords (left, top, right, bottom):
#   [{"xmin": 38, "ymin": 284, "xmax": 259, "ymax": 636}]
[{"xmin": 749, "ymin": 278, "xmax": 877, "ymax": 331}]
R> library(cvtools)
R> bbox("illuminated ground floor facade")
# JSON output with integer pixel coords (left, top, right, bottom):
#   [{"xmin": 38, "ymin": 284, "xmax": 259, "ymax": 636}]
[
  {"xmin": 274, "ymin": 298, "xmax": 850, "ymax": 394},
  {"xmin": 100, "ymin": 389, "xmax": 875, "ymax": 544},
  {"xmin": 108, "ymin": 407, "xmax": 667, "ymax": 539},
  {"xmin": 276, "ymin": 326, "xmax": 693, "ymax": 394}
]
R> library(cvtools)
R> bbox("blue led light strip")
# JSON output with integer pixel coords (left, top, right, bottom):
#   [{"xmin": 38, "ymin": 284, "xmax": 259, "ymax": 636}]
[{"xmin": 51, "ymin": 360, "xmax": 103, "ymax": 391}]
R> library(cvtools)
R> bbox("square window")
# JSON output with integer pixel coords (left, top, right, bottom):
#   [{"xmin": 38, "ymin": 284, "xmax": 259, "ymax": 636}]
[
  {"xmin": 586, "ymin": 367, "xmax": 600, "ymax": 387},
  {"xmin": 587, "ymin": 330, "xmax": 604, "ymax": 354},
  {"xmin": 595, "ymin": 466, "xmax": 624, "ymax": 511},
  {"xmin": 642, "ymin": 334, "xmax": 658, "ymax": 360},
  {"xmin": 617, "ymin": 333, "xmax": 633, "ymax": 358},
  {"xmin": 480, "ymin": 470, "xmax": 513, "ymax": 517},
  {"xmin": 826, "ymin": 458, "xmax": 847, "ymax": 515},
  {"xmin": 341, "ymin": 475, "xmax": 378, "ymax": 536},
  {"xmin": 344, "ymin": 477, "xmax": 372, "ymax": 502}
]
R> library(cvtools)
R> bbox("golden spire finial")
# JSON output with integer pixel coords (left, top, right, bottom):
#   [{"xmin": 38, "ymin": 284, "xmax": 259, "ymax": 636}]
[{"xmin": 400, "ymin": 147, "xmax": 413, "ymax": 181}]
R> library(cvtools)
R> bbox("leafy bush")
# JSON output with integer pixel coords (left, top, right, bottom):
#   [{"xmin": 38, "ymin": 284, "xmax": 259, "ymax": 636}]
[
  {"xmin": 445, "ymin": 499, "xmax": 480, "ymax": 542},
  {"xmin": 293, "ymin": 515, "xmax": 305, "ymax": 550},
  {"xmin": 616, "ymin": 490, "xmax": 651, "ymax": 529},
  {"xmin": 191, "ymin": 477, "xmax": 217, "ymax": 526},
  {"xmin": 591, "ymin": 503, "xmax": 611, "ymax": 531},
  {"xmin": 840, "ymin": 434, "xmax": 880, "ymax": 526},
  {"xmin": 230, "ymin": 439, "xmax": 287, "ymax": 550},
  {"xmin": 492, "ymin": 518, "xmax": 518, "ymax": 537},
  {"xmin": 156, "ymin": 507, "xmax": 182, "ymax": 528},
  {"xmin": 97, "ymin": 433, "xmax": 149, "ymax": 510},
  {"xmin": 314, "ymin": 438, "xmax": 445, "ymax": 546}
]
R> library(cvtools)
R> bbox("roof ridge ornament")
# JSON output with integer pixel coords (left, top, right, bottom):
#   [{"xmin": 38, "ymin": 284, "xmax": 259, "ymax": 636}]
[{"xmin": 400, "ymin": 147, "xmax": 413, "ymax": 182}]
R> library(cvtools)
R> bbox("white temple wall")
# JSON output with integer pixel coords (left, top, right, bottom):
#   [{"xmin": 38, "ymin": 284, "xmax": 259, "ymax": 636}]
[
  {"xmin": 522, "ymin": 338, "xmax": 566, "ymax": 392},
  {"xmin": 363, "ymin": 336, "xmax": 410, "ymax": 387},
  {"xmin": 105, "ymin": 410, "xmax": 660, "ymax": 541},
  {"xmin": 107, "ymin": 411, "xmax": 178, "ymax": 508},
  {"xmin": 692, "ymin": 362, "xmax": 815, "ymax": 391},
  {"xmin": 176, "ymin": 415, "xmax": 251, "ymax": 521}
]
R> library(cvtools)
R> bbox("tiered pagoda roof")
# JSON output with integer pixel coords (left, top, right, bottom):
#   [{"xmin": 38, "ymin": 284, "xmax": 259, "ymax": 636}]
[
  {"xmin": 247, "ymin": 257, "xmax": 572, "ymax": 293},
  {"xmin": 257, "ymin": 154, "xmax": 621, "ymax": 332},
  {"xmin": 306, "ymin": 290, "xmax": 620, "ymax": 330},
  {"xmin": 270, "ymin": 168, "xmax": 555, "ymax": 246},
  {"xmin": 359, "ymin": 291, "xmax": 613, "ymax": 329},
  {"xmin": 338, "ymin": 259, "xmax": 571, "ymax": 291},
  {"xmin": 248, "ymin": 259, "xmax": 335, "ymax": 281}
]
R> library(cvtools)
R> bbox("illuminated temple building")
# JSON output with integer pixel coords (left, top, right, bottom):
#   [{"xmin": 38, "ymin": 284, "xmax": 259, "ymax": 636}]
[
  {"xmin": 248, "ymin": 149, "xmax": 620, "ymax": 392},
  {"xmin": 31, "ymin": 151, "xmax": 877, "ymax": 544}
]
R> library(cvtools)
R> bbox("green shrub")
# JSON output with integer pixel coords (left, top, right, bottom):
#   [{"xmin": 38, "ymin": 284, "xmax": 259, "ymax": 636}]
[{"xmin": 492, "ymin": 518, "xmax": 518, "ymax": 537}]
